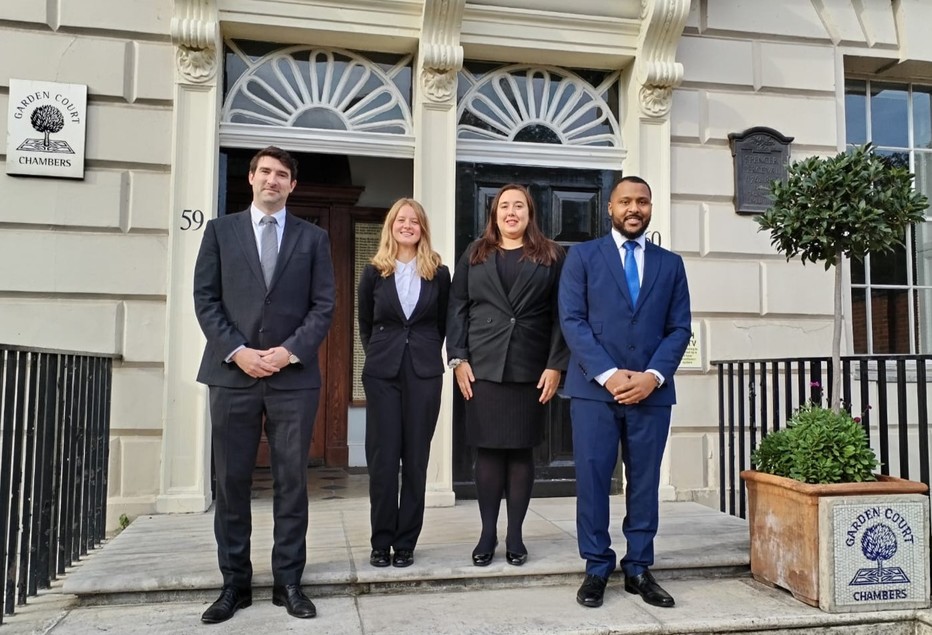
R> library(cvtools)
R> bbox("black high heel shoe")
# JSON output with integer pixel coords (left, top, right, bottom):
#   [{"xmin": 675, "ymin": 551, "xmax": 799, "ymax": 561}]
[{"xmin": 472, "ymin": 540, "xmax": 497, "ymax": 567}]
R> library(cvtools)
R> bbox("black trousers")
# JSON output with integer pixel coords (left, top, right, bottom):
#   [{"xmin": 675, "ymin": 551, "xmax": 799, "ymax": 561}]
[
  {"xmin": 209, "ymin": 382, "xmax": 319, "ymax": 588},
  {"xmin": 362, "ymin": 349, "xmax": 442, "ymax": 551}
]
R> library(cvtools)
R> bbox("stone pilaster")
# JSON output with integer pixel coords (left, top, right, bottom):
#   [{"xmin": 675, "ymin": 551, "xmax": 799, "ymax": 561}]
[
  {"xmin": 626, "ymin": 0, "xmax": 691, "ymax": 501},
  {"xmin": 415, "ymin": 0, "xmax": 465, "ymax": 507},
  {"xmin": 157, "ymin": 0, "xmax": 221, "ymax": 513}
]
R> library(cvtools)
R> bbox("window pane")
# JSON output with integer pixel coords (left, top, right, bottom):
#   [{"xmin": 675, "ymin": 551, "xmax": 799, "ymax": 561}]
[
  {"xmin": 917, "ymin": 289, "xmax": 932, "ymax": 354},
  {"xmin": 851, "ymin": 255, "xmax": 866, "ymax": 285},
  {"xmin": 851, "ymin": 287, "xmax": 868, "ymax": 353},
  {"xmin": 869, "ymin": 288, "xmax": 912, "ymax": 353},
  {"xmin": 845, "ymin": 80, "xmax": 867, "ymax": 145},
  {"xmin": 868, "ymin": 243, "xmax": 909, "ymax": 286},
  {"xmin": 913, "ymin": 86, "xmax": 932, "ymax": 149},
  {"xmin": 871, "ymin": 83, "xmax": 909, "ymax": 148}
]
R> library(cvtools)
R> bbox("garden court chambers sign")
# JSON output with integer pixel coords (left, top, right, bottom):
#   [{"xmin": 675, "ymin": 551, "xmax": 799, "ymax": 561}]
[{"xmin": 6, "ymin": 78, "xmax": 87, "ymax": 179}]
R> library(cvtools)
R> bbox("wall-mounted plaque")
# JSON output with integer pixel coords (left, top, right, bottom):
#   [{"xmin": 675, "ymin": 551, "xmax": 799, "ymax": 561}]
[
  {"xmin": 6, "ymin": 78, "xmax": 87, "ymax": 179},
  {"xmin": 728, "ymin": 127, "xmax": 793, "ymax": 214}
]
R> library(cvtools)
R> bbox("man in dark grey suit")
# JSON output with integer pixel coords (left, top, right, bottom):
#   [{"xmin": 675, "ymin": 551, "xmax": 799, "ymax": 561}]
[{"xmin": 193, "ymin": 146, "xmax": 335, "ymax": 624}]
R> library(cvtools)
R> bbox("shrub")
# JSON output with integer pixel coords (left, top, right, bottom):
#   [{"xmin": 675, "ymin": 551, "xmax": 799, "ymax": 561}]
[{"xmin": 751, "ymin": 403, "xmax": 878, "ymax": 484}]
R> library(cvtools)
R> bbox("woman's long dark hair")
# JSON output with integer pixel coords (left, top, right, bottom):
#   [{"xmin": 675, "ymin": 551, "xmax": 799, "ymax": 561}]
[{"xmin": 469, "ymin": 184, "xmax": 561, "ymax": 266}]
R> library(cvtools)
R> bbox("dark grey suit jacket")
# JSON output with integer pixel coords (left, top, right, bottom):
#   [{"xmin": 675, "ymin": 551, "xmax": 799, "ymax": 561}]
[
  {"xmin": 193, "ymin": 209, "xmax": 335, "ymax": 389},
  {"xmin": 446, "ymin": 242, "xmax": 568, "ymax": 383}
]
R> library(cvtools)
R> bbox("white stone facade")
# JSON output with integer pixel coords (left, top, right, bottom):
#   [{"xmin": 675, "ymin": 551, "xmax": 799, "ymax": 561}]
[{"xmin": 2, "ymin": 0, "xmax": 931, "ymax": 528}]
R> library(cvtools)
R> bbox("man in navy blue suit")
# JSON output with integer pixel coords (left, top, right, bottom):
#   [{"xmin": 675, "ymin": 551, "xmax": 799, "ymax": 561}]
[{"xmin": 559, "ymin": 176, "xmax": 691, "ymax": 609}]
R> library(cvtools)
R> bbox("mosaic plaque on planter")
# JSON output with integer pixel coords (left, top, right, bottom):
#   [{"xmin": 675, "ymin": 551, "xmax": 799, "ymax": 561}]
[
  {"xmin": 819, "ymin": 494, "xmax": 930, "ymax": 612},
  {"xmin": 728, "ymin": 127, "xmax": 793, "ymax": 214}
]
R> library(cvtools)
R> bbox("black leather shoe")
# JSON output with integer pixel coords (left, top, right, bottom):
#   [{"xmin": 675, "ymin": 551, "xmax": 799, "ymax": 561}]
[
  {"xmin": 272, "ymin": 584, "xmax": 317, "ymax": 619},
  {"xmin": 392, "ymin": 549, "xmax": 414, "ymax": 568},
  {"xmin": 472, "ymin": 539, "xmax": 497, "ymax": 567},
  {"xmin": 472, "ymin": 551, "xmax": 494, "ymax": 566},
  {"xmin": 624, "ymin": 570, "xmax": 675, "ymax": 608},
  {"xmin": 576, "ymin": 574, "xmax": 608, "ymax": 608},
  {"xmin": 201, "ymin": 586, "xmax": 251, "ymax": 623},
  {"xmin": 506, "ymin": 551, "xmax": 527, "ymax": 566},
  {"xmin": 370, "ymin": 548, "xmax": 391, "ymax": 567}
]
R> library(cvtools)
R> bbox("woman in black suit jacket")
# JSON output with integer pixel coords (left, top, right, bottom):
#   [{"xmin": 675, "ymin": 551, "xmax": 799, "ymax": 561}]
[
  {"xmin": 447, "ymin": 184, "xmax": 568, "ymax": 567},
  {"xmin": 358, "ymin": 198, "xmax": 450, "ymax": 569}
]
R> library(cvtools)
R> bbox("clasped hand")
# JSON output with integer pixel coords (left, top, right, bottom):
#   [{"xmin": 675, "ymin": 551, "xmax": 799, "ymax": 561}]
[
  {"xmin": 233, "ymin": 346, "xmax": 290, "ymax": 378},
  {"xmin": 605, "ymin": 369, "xmax": 656, "ymax": 404}
]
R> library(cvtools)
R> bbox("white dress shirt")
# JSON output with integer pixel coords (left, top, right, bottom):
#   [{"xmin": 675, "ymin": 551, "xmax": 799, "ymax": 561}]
[{"xmin": 394, "ymin": 259, "xmax": 421, "ymax": 319}]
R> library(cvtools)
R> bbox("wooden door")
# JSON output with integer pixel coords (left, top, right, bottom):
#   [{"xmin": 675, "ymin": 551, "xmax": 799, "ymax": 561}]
[{"xmin": 452, "ymin": 162, "xmax": 618, "ymax": 497}]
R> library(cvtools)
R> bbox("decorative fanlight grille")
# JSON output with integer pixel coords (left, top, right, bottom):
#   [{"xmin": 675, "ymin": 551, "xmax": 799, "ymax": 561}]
[{"xmin": 222, "ymin": 40, "xmax": 413, "ymax": 136}]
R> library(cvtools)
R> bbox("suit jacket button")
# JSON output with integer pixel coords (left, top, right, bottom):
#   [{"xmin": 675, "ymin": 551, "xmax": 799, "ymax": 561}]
[
  {"xmin": 259, "ymin": 328, "xmax": 265, "ymax": 333},
  {"xmin": 510, "ymin": 318, "xmax": 515, "ymax": 324},
  {"xmin": 379, "ymin": 326, "xmax": 384, "ymax": 331},
  {"xmin": 628, "ymin": 345, "xmax": 635, "ymax": 350},
  {"xmin": 265, "ymin": 298, "xmax": 271, "ymax": 305},
  {"xmin": 487, "ymin": 318, "xmax": 492, "ymax": 323}
]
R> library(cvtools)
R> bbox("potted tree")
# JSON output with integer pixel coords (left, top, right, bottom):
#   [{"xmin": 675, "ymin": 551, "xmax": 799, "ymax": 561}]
[{"xmin": 743, "ymin": 144, "xmax": 930, "ymax": 611}]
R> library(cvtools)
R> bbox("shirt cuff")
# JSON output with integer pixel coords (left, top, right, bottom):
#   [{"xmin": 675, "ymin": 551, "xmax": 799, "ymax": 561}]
[
  {"xmin": 594, "ymin": 368, "xmax": 617, "ymax": 386},
  {"xmin": 225, "ymin": 345, "xmax": 245, "ymax": 363},
  {"xmin": 646, "ymin": 369, "xmax": 664, "ymax": 387}
]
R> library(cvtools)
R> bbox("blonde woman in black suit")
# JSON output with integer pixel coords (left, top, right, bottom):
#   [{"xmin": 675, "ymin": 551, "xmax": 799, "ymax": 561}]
[
  {"xmin": 358, "ymin": 198, "xmax": 450, "ymax": 569},
  {"xmin": 447, "ymin": 184, "xmax": 568, "ymax": 567}
]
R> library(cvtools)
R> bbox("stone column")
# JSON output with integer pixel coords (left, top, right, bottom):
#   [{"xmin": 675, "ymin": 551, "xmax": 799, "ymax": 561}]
[
  {"xmin": 413, "ymin": 0, "xmax": 465, "ymax": 507},
  {"xmin": 157, "ymin": 0, "xmax": 221, "ymax": 513},
  {"xmin": 625, "ymin": 0, "xmax": 691, "ymax": 502}
]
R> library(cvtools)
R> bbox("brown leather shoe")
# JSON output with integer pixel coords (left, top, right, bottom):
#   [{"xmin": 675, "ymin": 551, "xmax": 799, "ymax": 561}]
[
  {"xmin": 624, "ymin": 570, "xmax": 675, "ymax": 608},
  {"xmin": 272, "ymin": 584, "xmax": 317, "ymax": 618},
  {"xmin": 576, "ymin": 574, "xmax": 608, "ymax": 608},
  {"xmin": 201, "ymin": 586, "xmax": 251, "ymax": 623}
]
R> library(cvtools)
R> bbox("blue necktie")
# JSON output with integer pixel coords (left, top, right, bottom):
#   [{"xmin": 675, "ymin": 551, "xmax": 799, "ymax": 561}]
[{"xmin": 623, "ymin": 240, "xmax": 640, "ymax": 306}]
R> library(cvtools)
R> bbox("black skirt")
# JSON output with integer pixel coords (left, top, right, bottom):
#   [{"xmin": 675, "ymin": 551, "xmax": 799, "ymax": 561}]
[{"xmin": 465, "ymin": 380, "xmax": 544, "ymax": 449}]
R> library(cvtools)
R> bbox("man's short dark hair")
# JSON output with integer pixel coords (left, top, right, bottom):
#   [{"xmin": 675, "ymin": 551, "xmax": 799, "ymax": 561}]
[
  {"xmin": 610, "ymin": 175, "xmax": 652, "ymax": 199},
  {"xmin": 249, "ymin": 146, "xmax": 298, "ymax": 181}
]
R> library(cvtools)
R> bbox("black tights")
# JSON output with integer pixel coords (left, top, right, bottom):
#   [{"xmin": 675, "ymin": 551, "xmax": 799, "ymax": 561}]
[{"xmin": 473, "ymin": 447, "xmax": 534, "ymax": 555}]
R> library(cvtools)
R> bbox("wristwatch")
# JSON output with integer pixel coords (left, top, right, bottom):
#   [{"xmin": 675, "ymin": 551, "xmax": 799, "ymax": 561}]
[
  {"xmin": 287, "ymin": 351, "xmax": 300, "ymax": 365},
  {"xmin": 448, "ymin": 358, "xmax": 467, "ymax": 369}
]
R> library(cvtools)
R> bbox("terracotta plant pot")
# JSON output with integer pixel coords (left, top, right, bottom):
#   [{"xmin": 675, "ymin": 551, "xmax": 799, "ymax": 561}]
[{"xmin": 740, "ymin": 470, "xmax": 928, "ymax": 607}]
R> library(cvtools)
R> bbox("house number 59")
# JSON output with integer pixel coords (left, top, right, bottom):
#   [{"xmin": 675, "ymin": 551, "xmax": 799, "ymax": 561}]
[{"xmin": 180, "ymin": 209, "xmax": 204, "ymax": 231}]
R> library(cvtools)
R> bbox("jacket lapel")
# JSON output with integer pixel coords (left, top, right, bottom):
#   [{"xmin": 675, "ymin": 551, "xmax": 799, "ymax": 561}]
[
  {"xmin": 638, "ymin": 242, "xmax": 661, "ymax": 306},
  {"xmin": 408, "ymin": 274, "xmax": 432, "ymax": 321},
  {"xmin": 268, "ymin": 213, "xmax": 302, "ymax": 290},
  {"xmin": 385, "ymin": 272, "xmax": 407, "ymax": 319},
  {"xmin": 598, "ymin": 235, "xmax": 635, "ymax": 309},
  {"xmin": 507, "ymin": 258, "xmax": 540, "ymax": 308},
  {"xmin": 234, "ymin": 210, "xmax": 266, "ymax": 288},
  {"xmin": 479, "ymin": 253, "xmax": 511, "ymax": 311}
]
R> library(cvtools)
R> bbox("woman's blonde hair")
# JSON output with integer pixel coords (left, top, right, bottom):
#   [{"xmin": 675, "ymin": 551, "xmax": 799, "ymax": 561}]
[{"xmin": 370, "ymin": 198, "xmax": 443, "ymax": 279}]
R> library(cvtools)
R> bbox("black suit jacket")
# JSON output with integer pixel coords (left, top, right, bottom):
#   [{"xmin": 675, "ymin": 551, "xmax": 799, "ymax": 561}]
[
  {"xmin": 446, "ymin": 243, "xmax": 568, "ymax": 383},
  {"xmin": 357, "ymin": 264, "xmax": 451, "ymax": 379},
  {"xmin": 193, "ymin": 209, "xmax": 335, "ymax": 389}
]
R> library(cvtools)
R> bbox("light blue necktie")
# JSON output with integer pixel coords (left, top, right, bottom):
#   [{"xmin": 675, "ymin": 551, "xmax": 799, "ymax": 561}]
[{"xmin": 623, "ymin": 240, "xmax": 640, "ymax": 306}]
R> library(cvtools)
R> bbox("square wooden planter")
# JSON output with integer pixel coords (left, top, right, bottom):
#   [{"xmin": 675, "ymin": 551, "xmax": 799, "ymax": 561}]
[{"xmin": 741, "ymin": 470, "xmax": 929, "ymax": 611}]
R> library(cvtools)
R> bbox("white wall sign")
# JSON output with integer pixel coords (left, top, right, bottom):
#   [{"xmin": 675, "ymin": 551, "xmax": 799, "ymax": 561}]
[
  {"xmin": 679, "ymin": 321, "xmax": 703, "ymax": 370},
  {"xmin": 6, "ymin": 79, "xmax": 87, "ymax": 179}
]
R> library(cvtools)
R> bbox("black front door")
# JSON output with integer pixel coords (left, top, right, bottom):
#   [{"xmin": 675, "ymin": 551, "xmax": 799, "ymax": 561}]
[{"xmin": 452, "ymin": 162, "xmax": 618, "ymax": 497}]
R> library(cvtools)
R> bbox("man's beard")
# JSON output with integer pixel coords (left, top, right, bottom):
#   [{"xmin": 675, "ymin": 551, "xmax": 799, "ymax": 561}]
[{"xmin": 612, "ymin": 214, "xmax": 650, "ymax": 239}]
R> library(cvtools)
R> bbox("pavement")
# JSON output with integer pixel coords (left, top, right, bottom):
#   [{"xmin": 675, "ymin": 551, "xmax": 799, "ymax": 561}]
[{"xmin": 2, "ymin": 475, "xmax": 931, "ymax": 634}]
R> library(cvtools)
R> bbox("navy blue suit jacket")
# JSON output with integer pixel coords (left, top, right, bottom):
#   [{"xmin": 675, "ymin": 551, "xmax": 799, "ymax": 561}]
[{"xmin": 558, "ymin": 235, "xmax": 691, "ymax": 405}]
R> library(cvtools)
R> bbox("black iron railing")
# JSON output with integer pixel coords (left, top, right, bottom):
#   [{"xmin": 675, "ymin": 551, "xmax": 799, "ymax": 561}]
[
  {"xmin": 0, "ymin": 346, "xmax": 114, "ymax": 622},
  {"xmin": 715, "ymin": 355, "xmax": 932, "ymax": 519}
]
